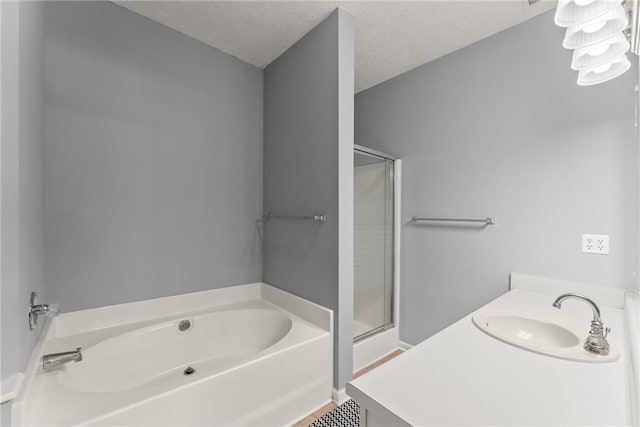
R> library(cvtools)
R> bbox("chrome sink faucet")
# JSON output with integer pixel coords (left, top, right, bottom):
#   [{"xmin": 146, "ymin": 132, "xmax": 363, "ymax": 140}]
[
  {"xmin": 552, "ymin": 293, "xmax": 610, "ymax": 355},
  {"xmin": 42, "ymin": 348, "xmax": 82, "ymax": 372}
]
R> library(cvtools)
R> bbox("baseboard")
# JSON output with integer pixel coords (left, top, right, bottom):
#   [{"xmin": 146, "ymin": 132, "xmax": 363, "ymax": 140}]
[
  {"xmin": 399, "ymin": 340, "xmax": 414, "ymax": 351},
  {"xmin": 332, "ymin": 387, "xmax": 350, "ymax": 405}
]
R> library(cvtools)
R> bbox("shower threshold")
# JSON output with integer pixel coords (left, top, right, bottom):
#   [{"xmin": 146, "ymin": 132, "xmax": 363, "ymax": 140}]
[{"xmin": 354, "ymin": 323, "xmax": 394, "ymax": 343}]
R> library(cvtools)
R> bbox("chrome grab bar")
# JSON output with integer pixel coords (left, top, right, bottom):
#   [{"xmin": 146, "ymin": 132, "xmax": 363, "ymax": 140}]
[
  {"xmin": 263, "ymin": 213, "xmax": 326, "ymax": 223},
  {"xmin": 410, "ymin": 216, "xmax": 495, "ymax": 225}
]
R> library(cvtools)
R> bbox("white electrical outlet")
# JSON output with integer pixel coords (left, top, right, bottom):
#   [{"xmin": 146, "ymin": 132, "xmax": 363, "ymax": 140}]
[{"xmin": 582, "ymin": 234, "xmax": 609, "ymax": 255}]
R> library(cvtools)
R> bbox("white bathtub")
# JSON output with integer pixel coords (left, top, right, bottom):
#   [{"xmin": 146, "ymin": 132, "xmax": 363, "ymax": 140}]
[{"xmin": 12, "ymin": 283, "xmax": 333, "ymax": 426}]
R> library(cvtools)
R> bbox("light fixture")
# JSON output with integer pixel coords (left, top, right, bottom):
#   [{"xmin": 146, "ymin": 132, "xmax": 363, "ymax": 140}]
[
  {"xmin": 555, "ymin": 0, "xmax": 622, "ymax": 27},
  {"xmin": 577, "ymin": 54, "xmax": 631, "ymax": 85},
  {"xmin": 571, "ymin": 32, "xmax": 630, "ymax": 69},
  {"xmin": 554, "ymin": 0, "xmax": 635, "ymax": 86},
  {"xmin": 563, "ymin": 4, "xmax": 628, "ymax": 48}
]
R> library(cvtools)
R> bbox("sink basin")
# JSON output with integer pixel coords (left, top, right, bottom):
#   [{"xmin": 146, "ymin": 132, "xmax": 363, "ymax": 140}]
[
  {"xmin": 472, "ymin": 311, "xmax": 619, "ymax": 363},
  {"xmin": 475, "ymin": 313, "xmax": 579, "ymax": 348}
]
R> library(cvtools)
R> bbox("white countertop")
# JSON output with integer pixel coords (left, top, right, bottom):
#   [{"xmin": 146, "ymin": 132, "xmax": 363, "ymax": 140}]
[{"xmin": 346, "ymin": 289, "xmax": 630, "ymax": 426}]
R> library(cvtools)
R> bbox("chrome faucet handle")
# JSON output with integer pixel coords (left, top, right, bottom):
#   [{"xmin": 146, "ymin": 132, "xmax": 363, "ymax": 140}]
[
  {"xmin": 28, "ymin": 292, "xmax": 62, "ymax": 330},
  {"xmin": 584, "ymin": 319, "xmax": 610, "ymax": 355}
]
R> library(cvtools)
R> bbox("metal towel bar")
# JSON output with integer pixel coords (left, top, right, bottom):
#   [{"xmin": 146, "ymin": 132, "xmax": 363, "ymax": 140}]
[
  {"xmin": 263, "ymin": 213, "xmax": 326, "ymax": 223},
  {"xmin": 410, "ymin": 216, "xmax": 495, "ymax": 225}
]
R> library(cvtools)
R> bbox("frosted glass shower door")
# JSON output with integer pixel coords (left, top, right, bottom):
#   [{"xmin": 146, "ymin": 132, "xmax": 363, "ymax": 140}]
[{"xmin": 354, "ymin": 150, "xmax": 394, "ymax": 341}]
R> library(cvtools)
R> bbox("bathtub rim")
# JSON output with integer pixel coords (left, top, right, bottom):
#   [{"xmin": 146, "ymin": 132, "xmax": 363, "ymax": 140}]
[
  {"xmin": 48, "ymin": 282, "xmax": 330, "ymax": 338},
  {"xmin": 11, "ymin": 282, "xmax": 333, "ymax": 425}
]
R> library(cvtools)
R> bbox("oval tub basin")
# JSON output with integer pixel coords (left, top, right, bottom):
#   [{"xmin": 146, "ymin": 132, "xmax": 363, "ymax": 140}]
[{"xmin": 58, "ymin": 308, "xmax": 292, "ymax": 392}]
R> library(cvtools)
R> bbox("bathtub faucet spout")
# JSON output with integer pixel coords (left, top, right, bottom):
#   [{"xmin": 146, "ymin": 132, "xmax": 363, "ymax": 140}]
[{"xmin": 42, "ymin": 348, "xmax": 82, "ymax": 372}]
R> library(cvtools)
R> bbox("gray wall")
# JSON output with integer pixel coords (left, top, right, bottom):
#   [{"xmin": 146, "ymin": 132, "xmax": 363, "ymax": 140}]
[
  {"xmin": 1, "ymin": 1, "xmax": 46, "ymax": 423},
  {"xmin": 355, "ymin": 11, "xmax": 639, "ymax": 345},
  {"xmin": 263, "ymin": 9, "xmax": 354, "ymax": 389},
  {"xmin": 44, "ymin": 2, "xmax": 263, "ymax": 311}
]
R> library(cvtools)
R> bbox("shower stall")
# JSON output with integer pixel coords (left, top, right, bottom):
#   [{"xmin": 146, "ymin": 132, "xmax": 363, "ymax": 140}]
[{"xmin": 353, "ymin": 146, "xmax": 396, "ymax": 343}]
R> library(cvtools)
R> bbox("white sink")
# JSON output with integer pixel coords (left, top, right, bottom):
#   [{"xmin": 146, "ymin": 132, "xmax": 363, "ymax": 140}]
[{"xmin": 472, "ymin": 310, "xmax": 619, "ymax": 363}]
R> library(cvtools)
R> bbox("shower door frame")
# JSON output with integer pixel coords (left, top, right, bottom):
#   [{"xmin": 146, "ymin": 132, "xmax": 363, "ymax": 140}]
[{"xmin": 353, "ymin": 144, "xmax": 400, "ymax": 344}]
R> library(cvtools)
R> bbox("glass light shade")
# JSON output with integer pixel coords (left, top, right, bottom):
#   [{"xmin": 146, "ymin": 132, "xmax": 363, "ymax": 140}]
[
  {"xmin": 577, "ymin": 53, "xmax": 631, "ymax": 85},
  {"xmin": 562, "ymin": 4, "xmax": 628, "ymax": 49},
  {"xmin": 555, "ymin": 0, "xmax": 622, "ymax": 27},
  {"xmin": 571, "ymin": 32, "xmax": 630, "ymax": 70}
]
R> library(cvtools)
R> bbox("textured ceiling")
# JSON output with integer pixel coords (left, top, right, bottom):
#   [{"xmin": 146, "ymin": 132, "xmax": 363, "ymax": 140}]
[{"xmin": 114, "ymin": 1, "xmax": 556, "ymax": 93}]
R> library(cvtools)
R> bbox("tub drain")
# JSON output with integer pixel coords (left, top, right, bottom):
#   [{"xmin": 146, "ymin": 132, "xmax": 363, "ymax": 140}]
[
  {"xmin": 178, "ymin": 320, "xmax": 191, "ymax": 332},
  {"xmin": 184, "ymin": 366, "xmax": 195, "ymax": 376}
]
